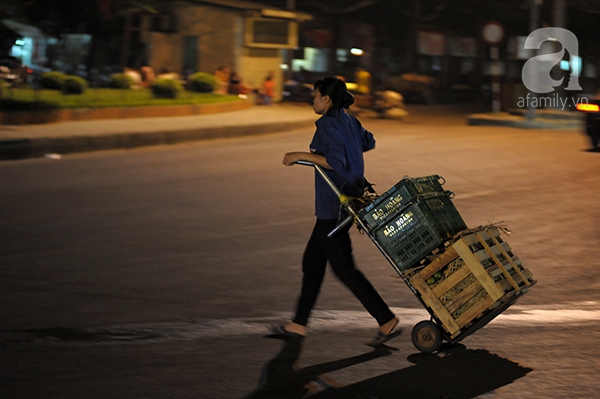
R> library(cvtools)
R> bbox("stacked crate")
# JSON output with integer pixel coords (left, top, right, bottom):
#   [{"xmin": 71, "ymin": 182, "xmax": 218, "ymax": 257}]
[
  {"xmin": 355, "ymin": 175, "xmax": 535, "ymax": 344},
  {"xmin": 358, "ymin": 175, "xmax": 467, "ymax": 273},
  {"xmin": 408, "ymin": 226, "xmax": 536, "ymax": 338},
  {"xmin": 358, "ymin": 175, "xmax": 448, "ymax": 230}
]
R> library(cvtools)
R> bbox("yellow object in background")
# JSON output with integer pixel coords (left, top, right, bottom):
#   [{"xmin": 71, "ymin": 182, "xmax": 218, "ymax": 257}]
[{"xmin": 355, "ymin": 68, "xmax": 371, "ymax": 94}]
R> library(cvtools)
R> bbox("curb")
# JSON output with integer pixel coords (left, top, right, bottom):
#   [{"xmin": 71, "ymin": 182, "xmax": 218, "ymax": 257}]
[
  {"xmin": 467, "ymin": 113, "xmax": 583, "ymax": 130},
  {"xmin": 0, "ymin": 119, "xmax": 314, "ymax": 161},
  {"xmin": 507, "ymin": 108, "xmax": 583, "ymax": 121}
]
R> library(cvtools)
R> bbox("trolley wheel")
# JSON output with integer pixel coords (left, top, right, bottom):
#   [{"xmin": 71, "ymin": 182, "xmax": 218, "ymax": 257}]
[{"xmin": 411, "ymin": 320, "xmax": 443, "ymax": 353}]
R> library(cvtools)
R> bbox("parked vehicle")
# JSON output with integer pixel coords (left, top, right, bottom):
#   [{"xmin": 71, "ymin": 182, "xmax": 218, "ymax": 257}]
[
  {"xmin": 576, "ymin": 96, "xmax": 600, "ymax": 150},
  {"xmin": 0, "ymin": 56, "xmax": 32, "ymax": 88},
  {"xmin": 281, "ymin": 80, "xmax": 313, "ymax": 103}
]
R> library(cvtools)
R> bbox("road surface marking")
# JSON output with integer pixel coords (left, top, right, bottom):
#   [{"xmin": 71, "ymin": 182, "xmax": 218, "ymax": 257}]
[{"xmin": 3, "ymin": 302, "xmax": 599, "ymax": 345}]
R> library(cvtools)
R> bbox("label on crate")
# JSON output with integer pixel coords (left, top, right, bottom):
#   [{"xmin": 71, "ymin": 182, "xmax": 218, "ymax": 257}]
[
  {"xmin": 361, "ymin": 180, "xmax": 450, "ymax": 231},
  {"xmin": 369, "ymin": 194, "xmax": 405, "ymax": 222},
  {"xmin": 381, "ymin": 210, "xmax": 414, "ymax": 238}
]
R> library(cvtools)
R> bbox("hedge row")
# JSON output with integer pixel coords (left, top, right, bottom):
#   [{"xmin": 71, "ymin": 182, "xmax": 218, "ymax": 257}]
[
  {"xmin": 38, "ymin": 71, "xmax": 220, "ymax": 99},
  {"xmin": 39, "ymin": 72, "xmax": 88, "ymax": 94}
]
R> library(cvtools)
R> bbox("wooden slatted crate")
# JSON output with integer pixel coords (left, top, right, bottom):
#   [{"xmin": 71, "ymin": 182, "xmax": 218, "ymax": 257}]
[{"xmin": 408, "ymin": 226, "xmax": 536, "ymax": 338}]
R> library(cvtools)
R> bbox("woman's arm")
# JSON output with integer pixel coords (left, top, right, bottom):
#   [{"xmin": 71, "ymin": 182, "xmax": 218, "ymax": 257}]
[{"xmin": 282, "ymin": 151, "xmax": 332, "ymax": 169}]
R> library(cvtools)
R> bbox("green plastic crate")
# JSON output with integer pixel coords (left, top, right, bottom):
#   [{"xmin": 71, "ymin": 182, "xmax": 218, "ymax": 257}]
[
  {"xmin": 373, "ymin": 193, "xmax": 467, "ymax": 272},
  {"xmin": 359, "ymin": 175, "xmax": 447, "ymax": 230}
]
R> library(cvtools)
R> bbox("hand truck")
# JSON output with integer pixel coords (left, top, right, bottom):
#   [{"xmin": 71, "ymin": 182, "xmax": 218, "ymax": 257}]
[{"xmin": 296, "ymin": 161, "xmax": 536, "ymax": 353}]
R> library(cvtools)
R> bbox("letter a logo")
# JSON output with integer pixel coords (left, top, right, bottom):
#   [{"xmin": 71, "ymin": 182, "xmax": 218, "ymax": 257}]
[{"xmin": 522, "ymin": 27, "xmax": 582, "ymax": 93}]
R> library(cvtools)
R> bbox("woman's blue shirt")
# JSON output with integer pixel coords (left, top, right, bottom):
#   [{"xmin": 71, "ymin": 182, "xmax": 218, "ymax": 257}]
[{"xmin": 309, "ymin": 107, "xmax": 375, "ymax": 219}]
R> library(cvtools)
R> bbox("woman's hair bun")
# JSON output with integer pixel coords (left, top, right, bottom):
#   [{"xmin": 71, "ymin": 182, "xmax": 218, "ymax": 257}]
[
  {"xmin": 341, "ymin": 91, "xmax": 355, "ymax": 109},
  {"xmin": 314, "ymin": 76, "xmax": 356, "ymax": 110}
]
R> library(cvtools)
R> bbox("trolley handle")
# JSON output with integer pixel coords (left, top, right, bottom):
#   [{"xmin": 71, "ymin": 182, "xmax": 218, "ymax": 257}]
[
  {"xmin": 295, "ymin": 160, "xmax": 342, "ymax": 196},
  {"xmin": 295, "ymin": 160, "xmax": 359, "ymax": 237}
]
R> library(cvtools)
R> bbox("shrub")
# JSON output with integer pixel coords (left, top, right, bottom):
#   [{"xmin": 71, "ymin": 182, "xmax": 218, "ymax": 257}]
[
  {"xmin": 150, "ymin": 78, "xmax": 183, "ymax": 99},
  {"xmin": 62, "ymin": 75, "xmax": 88, "ymax": 95},
  {"xmin": 188, "ymin": 72, "xmax": 218, "ymax": 93},
  {"xmin": 0, "ymin": 98, "xmax": 58, "ymax": 111},
  {"xmin": 39, "ymin": 71, "xmax": 67, "ymax": 90},
  {"xmin": 109, "ymin": 73, "xmax": 135, "ymax": 89}
]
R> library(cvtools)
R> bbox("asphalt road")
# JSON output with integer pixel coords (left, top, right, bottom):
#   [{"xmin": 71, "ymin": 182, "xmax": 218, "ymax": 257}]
[{"xmin": 2, "ymin": 111, "xmax": 600, "ymax": 398}]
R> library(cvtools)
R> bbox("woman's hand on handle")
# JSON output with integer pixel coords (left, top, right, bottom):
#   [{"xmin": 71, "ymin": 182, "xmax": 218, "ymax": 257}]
[{"xmin": 282, "ymin": 151, "xmax": 303, "ymax": 166}]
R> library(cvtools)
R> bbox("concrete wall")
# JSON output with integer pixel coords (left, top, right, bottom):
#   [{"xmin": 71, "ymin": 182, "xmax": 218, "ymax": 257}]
[
  {"xmin": 149, "ymin": 4, "xmax": 238, "ymax": 76},
  {"xmin": 147, "ymin": 2, "xmax": 290, "ymax": 101},
  {"xmin": 149, "ymin": 32, "xmax": 182, "ymax": 75}
]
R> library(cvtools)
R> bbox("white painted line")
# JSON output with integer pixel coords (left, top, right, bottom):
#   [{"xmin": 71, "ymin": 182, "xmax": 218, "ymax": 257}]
[
  {"xmin": 8, "ymin": 302, "xmax": 598, "ymax": 344},
  {"xmin": 79, "ymin": 302, "xmax": 600, "ymax": 341}
]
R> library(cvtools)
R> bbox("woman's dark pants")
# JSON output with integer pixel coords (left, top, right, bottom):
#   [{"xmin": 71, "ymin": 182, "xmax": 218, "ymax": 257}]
[{"xmin": 292, "ymin": 219, "xmax": 395, "ymax": 327}]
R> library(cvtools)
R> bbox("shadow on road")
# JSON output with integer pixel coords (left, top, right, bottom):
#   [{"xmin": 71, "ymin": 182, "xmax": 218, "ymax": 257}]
[
  {"xmin": 244, "ymin": 339, "xmax": 532, "ymax": 399},
  {"xmin": 243, "ymin": 336, "xmax": 394, "ymax": 398}
]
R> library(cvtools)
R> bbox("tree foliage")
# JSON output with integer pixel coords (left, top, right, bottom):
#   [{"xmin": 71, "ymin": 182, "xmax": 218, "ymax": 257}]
[{"xmin": 19, "ymin": 0, "xmax": 173, "ymax": 36}]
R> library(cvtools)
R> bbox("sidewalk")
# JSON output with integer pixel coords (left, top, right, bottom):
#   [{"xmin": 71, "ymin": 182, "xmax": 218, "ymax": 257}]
[
  {"xmin": 0, "ymin": 102, "xmax": 583, "ymax": 161},
  {"xmin": 0, "ymin": 103, "xmax": 317, "ymax": 160}
]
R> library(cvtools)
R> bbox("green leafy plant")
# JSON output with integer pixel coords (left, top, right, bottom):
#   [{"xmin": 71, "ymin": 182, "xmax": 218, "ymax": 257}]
[
  {"xmin": 0, "ymin": 98, "xmax": 58, "ymax": 111},
  {"xmin": 109, "ymin": 73, "xmax": 135, "ymax": 89},
  {"xmin": 150, "ymin": 78, "xmax": 183, "ymax": 99},
  {"xmin": 2, "ymin": 88, "xmax": 242, "ymax": 110},
  {"xmin": 62, "ymin": 75, "xmax": 88, "ymax": 95},
  {"xmin": 188, "ymin": 72, "xmax": 218, "ymax": 93},
  {"xmin": 39, "ymin": 72, "xmax": 67, "ymax": 90}
]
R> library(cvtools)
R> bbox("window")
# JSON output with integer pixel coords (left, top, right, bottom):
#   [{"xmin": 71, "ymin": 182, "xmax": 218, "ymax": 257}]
[
  {"xmin": 151, "ymin": 14, "xmax": 176, "ymax": 33},
  {"xmin": 245, "ymin": 18, "xmax": 297, "ymax": 49}
]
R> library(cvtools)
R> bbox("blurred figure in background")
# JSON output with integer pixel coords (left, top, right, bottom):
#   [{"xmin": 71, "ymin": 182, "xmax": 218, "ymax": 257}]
[
  {"xmin": 259, "ymin": 72, "xmax": 275, "ymax": 105},
  {"xmin": 355, "ymin": 66, "xmax": 371, "ymax": 95},
  {"xmin": 140, "ymin": 66, "xmax": 155, "ymax": 88},
  {"xmin": 228, "ymin": 71, "xmax": 249, "ymax": 98},
  {"xmin": 214, "ymin": 65, "xmax": 230, "ymax": 94},
  {"xmin": 156, "ymin": 68, "xmax": 179, "ymax": 81},
  {"xmin": 124, "ymin": 67, "xmax": 142, "ymax": 89}
]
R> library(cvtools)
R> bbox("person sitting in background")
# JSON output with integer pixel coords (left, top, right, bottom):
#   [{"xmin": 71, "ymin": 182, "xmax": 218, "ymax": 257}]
[
  {"xmin": 157, "ymin": 68, "xmax": 179, "ymax": 81},
  {"xmin": 140, "ymin": 66, "xmax": 155, "ymax": 88},
  {"xmin": 124, "ymin": 67, "xmax": 142, "ymax": 89},
  {"xmin": 228, "ymin": 71, "xmax": 249, "ymax": 97}
]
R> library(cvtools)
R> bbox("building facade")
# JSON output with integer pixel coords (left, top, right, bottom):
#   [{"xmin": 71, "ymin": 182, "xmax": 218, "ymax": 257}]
[{"xmin": 140, "ymin": 0, "xmax": 311, "ymax": 100}]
